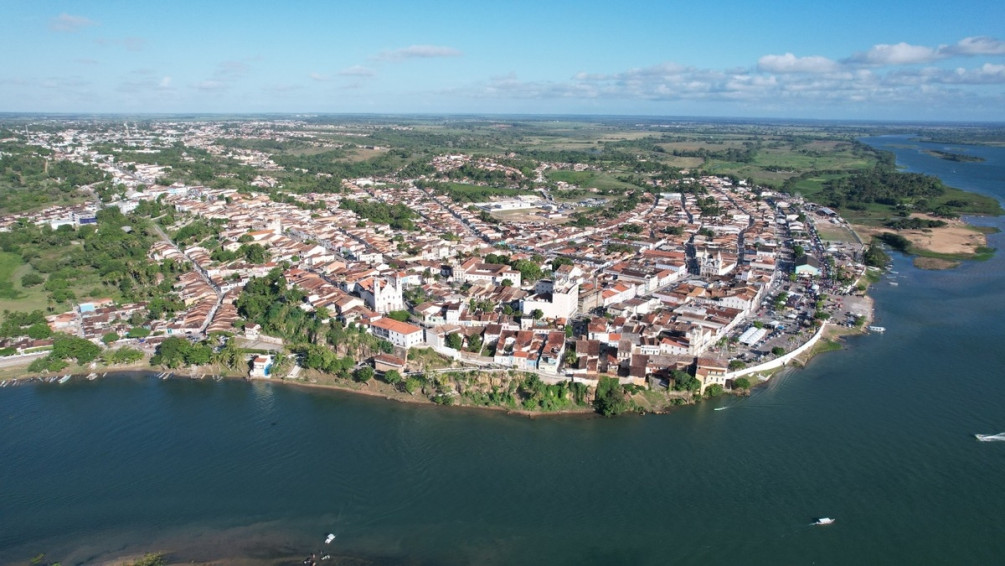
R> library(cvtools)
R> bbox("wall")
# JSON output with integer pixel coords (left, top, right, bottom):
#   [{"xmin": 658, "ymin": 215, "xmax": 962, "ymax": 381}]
[{"xmin": 723, "ymin": 322, "xmax": 827, "ymax": 381}]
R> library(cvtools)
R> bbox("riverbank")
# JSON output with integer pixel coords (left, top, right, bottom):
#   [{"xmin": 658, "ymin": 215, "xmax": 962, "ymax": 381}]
[{"xmin": 851, "ymin": 215, "xmax": 992, "ymax": 270}]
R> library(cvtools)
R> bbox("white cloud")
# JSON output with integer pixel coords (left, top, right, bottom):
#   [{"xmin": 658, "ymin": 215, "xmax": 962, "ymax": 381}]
[
  {"xmin": 338, "ymin": 65, "xmax": 376, "ymax": 77},
  {"xmin": 757, "ymin": 53, "xmax": 840, "ymax": 74},
  {"xmin": 848, "ymin": 42, "xmax": 939, "ymax": 66},
  {"xmin": 846, "ymin": 36, "xmax": 1005, "ymax": 67},
  {"xmin": 50, "ymin": 13, "xmax": 97, "ymax": 33},
  {"xmin": 939, "ymin": 36, "xmax": 1005, "ymax": 57},
  {"xmin": 373, "ymin": 45, "xmax": 462, "ymax": 61},
  {"xmin": 309, "ymin": 72, "xmax": 331, "ymax": 81},
  {"xmin": 159, "ymin": 77, "xmax": 172, "ymax": 88}
]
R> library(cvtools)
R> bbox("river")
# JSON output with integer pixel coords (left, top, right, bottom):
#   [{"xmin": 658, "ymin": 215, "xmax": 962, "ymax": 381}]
[{"xmin": 2, "ymin": 135, "xmax": 1005, "ymax": 565}]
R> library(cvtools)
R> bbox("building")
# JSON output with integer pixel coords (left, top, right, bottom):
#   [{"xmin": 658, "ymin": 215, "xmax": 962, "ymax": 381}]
[
  {"xmin": 521, "ymin": 280, "xmax": 579, "ymax": 321},
  {"xmin": 694, "ymin": 357, "xmax": 729, "ymax": 394},
  {"xmin": 795, "ymin": 255, "xmax": 822, "ymax": 278},
  {"xmin": 250, "ymin": 355, "xmax": 274, "ymax": 378},
  {"xmin": 369, "ymin": 317, "xmax": 424, "ymax": 349}
]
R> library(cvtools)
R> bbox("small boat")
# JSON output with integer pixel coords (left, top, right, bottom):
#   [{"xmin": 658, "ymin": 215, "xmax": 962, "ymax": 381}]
[
  {"xmin": 325, "ymin": 533, "xmax": 336, "ymax": 544},
  {"xmin": 813, "ymin": 517, "xmax": 835, "ymax": 525},
  {"xmin": 714, "ymin": 407, "xmax": 728, "ymax": 411},
  {"xmin": 975, "ymin": 432, "xmax": 1005, "ymax": 442},
  {"xmin": 868, "ymin": 326, "xmax": 886, "ymax": 333},
  {"xmin": 86, "ymin": 372, "xmax": 98, "ymax": 381},
  {"xmin": 59, "ymin": 375, "xmax": 72, "ymax": 384},
  {"xmin": 889, "ymin": 281, "xmax": 898, "ymax": 286}
]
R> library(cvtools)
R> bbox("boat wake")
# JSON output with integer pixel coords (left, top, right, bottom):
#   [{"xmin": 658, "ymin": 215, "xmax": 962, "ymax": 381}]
[{"xmin": 975, "ymin": 432, "xmax": 1005, "ymax": 442}]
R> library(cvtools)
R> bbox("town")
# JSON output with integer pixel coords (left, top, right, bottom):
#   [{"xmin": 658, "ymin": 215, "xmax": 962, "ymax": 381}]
[{"xmin": 0, "ymin": 118, "xmax": 877, "ymax": 413}]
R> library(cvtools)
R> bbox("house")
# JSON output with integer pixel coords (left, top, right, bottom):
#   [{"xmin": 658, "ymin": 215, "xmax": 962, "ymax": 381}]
[
  {"xmin": 373, "ymin": 354, "xmax": 407, "ymax": 373},
  {"xmin": 695, "ymin": 357, "xmax": 729, "ymax": 394},
  {"xmin": 454, "ymin": 257, "xmax": 522, "ymax": 287},
  {"xmin": 250, "ymin": 355, "xmax": 274, "ymax": 378},
  {"xmin": 369, "ymin": 317, "xmax": 424, "ymax": 349}
]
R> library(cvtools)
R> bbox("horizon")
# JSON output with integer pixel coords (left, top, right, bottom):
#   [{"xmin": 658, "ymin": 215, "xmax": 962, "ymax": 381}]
[
  {"xmin": 2, "ymin": 111, "xmax": 1004, "ymax": 128},
  {"xmin": 2, "ymin": 0, "xmax": 1005, "ymax": 121}
]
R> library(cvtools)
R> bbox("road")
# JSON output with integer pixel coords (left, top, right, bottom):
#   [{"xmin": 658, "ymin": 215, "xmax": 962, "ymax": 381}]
[
  {"xmin": 0, "ymin": 351, "xmax": 49, "ymax": 369},
  {"xmin": 150, "ymin": 222, "xmax": 224, "ymax": 336}
]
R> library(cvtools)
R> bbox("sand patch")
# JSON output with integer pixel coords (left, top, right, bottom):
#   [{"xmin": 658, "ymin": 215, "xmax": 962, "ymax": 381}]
[{"xmin": 852, "ymin": 214, "xmax": 986, "ymax": 256}]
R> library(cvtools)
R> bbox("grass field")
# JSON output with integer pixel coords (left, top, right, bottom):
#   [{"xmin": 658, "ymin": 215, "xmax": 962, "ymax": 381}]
[
  {"xmin": 0, "ymin": 252, "xmax": 49, "ymax": 313},
  {"xmin": 545, "ymin": 170, "xmax": 637, "ymax": 191}
]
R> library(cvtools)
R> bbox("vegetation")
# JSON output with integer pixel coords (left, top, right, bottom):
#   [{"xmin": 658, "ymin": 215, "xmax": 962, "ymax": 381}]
[
  {"xmin": 593, "ymin": 376, "xmax": 631, "ymax": 416},
  {"xmin": 150, "ymin": 336, "xmax": 213, "ymax": 368}
]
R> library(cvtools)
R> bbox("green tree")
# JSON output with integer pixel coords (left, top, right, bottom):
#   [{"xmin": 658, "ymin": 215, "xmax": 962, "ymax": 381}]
[
  {"xmin": 384, "ymin": 369, "xmax": 402, "ymax": 385},
  {"xmin": 354, "ymin": 366, "xmax": 374, "ymax": 383},
  {"xmin": 21, "ymin": 272, "xmax": 44, "ymax": 287},
  {"xmin": 404, "ymin": 376, "xmax": 422, "ymax": 394},
  {"xmin": 593, "ymin": 376, "xmax": 630, "ymax": 417},
  {"xmin": 733, "ymin": 377, "xmax": 751, "ymax": 390},
  {"xmin": 27, "ymin": 322, "xmax": 52, "ymax": 340},
  {"xmin": 445, "ymin": 332, "xmax": 463, "ymax": 350},
  {"xmin": 101, "ymin": 332, "xmax": 120, "ymax": 345},
  {"xmin": 771, "ymin": 346, "xmax": 786, "ymax": 356},
  {"xmin": 706, "ymin": 384, "xmax": 724, "ymax": 397},
  {"xmin": 467, "ymin": 333, "xmax": 483, "ymax": 352},
  {"xmin": 672, "ymin": 370, "xmax": 700, "ymax": 392}
]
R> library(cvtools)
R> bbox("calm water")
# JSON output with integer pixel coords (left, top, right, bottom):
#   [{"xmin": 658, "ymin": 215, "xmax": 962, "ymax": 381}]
[{"xmin": 3, "ymin": 135, "xmax": 1005, "ymax": 565}]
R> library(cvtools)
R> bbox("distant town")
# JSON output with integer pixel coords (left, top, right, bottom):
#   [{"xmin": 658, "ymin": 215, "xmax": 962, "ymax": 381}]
[{"xmin": 0, "ymin": 118, "xmax": 885, "ymax": 412}]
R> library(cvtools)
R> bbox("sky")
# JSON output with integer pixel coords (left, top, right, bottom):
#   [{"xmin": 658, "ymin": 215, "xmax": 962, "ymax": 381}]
[{"xmin": 2, "ymin": 0, "xmax": 1005, "ymax": 121}]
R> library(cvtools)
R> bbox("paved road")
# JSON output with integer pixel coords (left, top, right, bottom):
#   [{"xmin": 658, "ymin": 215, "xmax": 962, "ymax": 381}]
[
  {"xmin": 150, "ymin": 222, "xmax": 224, "ymax": 336},
  {"xmin": 0, "ymin": 351, "xmax": 49, "ymax": 369}
]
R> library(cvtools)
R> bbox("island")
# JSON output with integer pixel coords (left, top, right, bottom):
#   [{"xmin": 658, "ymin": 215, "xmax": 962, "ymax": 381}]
[
  {"xmin": 925, "ymin": 149, "xmax": 985, "ymax": 163},
  {"xmin": 1, "ymin": 117, "xmax": 1001, "ymax": 415}
]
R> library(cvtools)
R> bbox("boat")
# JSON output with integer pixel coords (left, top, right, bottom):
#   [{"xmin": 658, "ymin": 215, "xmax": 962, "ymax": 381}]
[
  {"xmin": 86, "ymin": 372, "xmax": 98, "ymax": 381},
  {"xmin": 975, "ymin": 432, "xmax": 1005, "ymax": 442},
  {"xmin": 713, "ymin": 407, "xmax": 728, "ymax": 411},
  {"xmin": 889, "ymin": 281, "xmax": 899, "ymax": 286},
  {"xmin": 813, "ymin": 517, "xmax": 835, "ymax": 525},
  {"xmin": 868, "ymin": 326, "xmax": 886, "ymax": 333},
  {"xmin": 58, "ymin": 375, "xmax": 72, "ymax": 384},
  {"xmin": 324, "ymin": 533, "xmax": 336, "ymax": 544}
]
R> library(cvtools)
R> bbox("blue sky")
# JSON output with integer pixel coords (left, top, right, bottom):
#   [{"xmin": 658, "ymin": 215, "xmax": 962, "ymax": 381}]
[{"xmin": 2, "ymin": 0, "xmax": 1005, "ymax": 120}]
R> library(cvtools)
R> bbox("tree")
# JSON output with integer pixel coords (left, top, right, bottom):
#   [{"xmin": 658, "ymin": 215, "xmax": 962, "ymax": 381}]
[
  {"xmin": 21, "ymin": 273, "xmax": 44, "ymax": 287},
  {"xmin": 728, "ymin": 360, "xmax": 746, "ymax": 371},
  {"xmin": 593, "ymin": 376, "xmax": 630, "ymax": 417},
  {"xmin": 706, "ymin": 384, "xmax": 724, "ymax": 397},
  {"xmin": 354, "ymin": 366, "xmax": 374, "ymax": 383},
  {"xmin": 27, "ymin": 323, "xmax": 52, "ymax": 340},
  {"xmin": 563, "ymin": 348, "xmax": 578, "ymax": 366},
  {"xmin": 531, "ymin": 308, "xmax": 544, "ymax": 320},
  {"xmin": 404, "ymin": 376, "xmax": 423, "ymax": 394},
  {"xmin": 672, "ymin": 370, "xmax": 700, "ymax": 392},
  {"xmin": 771, "ymin": 346, "xmax": 786, "ymax": 356},
  {"xmin": 384, "ymin": 369, "xmax": 402, "ymax": 385},
  {"xmin": 127, "ymin": 326, "xmax": 151, "ymax": 338},
  {"xmin": 467, "ymin": 333, "xmax": 483, "ymax": 352},
  {"xmin": 445, "ymin": 332, "xmax": 463, "ymax": 350},
  {"xmin": 101, "ymin": 332, "xmax": 120, "ymax": 345},
  {"xmin": 733, "ymin": 377, "xmax": 751, "ymax": 390}
]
